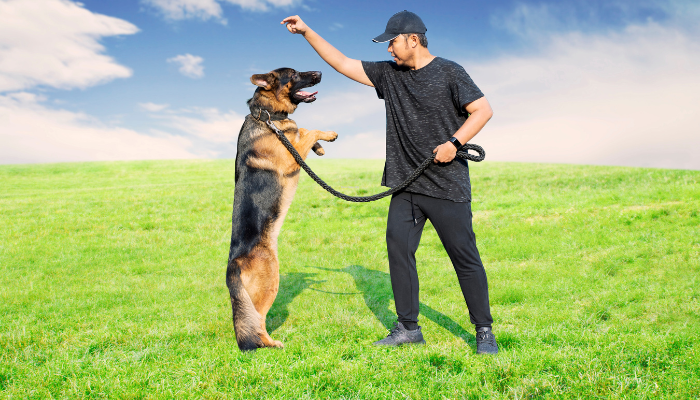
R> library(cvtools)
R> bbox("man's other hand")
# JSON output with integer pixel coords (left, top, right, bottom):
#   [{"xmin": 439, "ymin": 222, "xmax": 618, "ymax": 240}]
[
  {"xmin": 433, "ymin": 142, "xmax": 457, "ymax": 163},
  {"xmin": 282, "ymin": 15, "xmax": 308, "ymax": 35}
]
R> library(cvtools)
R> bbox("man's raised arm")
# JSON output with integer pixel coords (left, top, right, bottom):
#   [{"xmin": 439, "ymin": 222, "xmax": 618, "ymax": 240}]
[{"xmin": 282, "ymin": 15, "xmax": 373, "ymax": 87}]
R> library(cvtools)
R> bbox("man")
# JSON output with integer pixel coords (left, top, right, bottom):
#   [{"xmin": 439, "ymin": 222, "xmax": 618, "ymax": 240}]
[{"xmin": 282, "ymin": 10, "xmax": 498, "ymax": 354}]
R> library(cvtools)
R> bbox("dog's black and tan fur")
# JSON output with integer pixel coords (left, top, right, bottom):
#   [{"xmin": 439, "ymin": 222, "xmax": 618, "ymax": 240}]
[{"xmin": 226, "ymin": 68, "xmax": 337, "ymax": 351}]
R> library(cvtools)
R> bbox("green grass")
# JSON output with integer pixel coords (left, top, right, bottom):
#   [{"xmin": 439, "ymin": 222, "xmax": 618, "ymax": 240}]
[{"xmin": 1, "ymin": 159, "xmax": 699, "ymax": 399}]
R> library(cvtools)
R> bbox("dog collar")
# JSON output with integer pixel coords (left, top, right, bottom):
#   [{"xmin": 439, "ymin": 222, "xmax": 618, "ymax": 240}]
[{"xmin": 250, "ymin": 107, "xmax": 288, "ymax": 122}]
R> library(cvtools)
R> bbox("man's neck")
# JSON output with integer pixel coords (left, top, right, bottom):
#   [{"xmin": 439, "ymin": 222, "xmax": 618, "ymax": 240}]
[{"xmin": 409, "ymin": 49, "xmax": 435, "ymax": 71}]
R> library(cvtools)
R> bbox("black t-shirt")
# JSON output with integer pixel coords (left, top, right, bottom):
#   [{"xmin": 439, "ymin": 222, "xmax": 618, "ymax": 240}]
[{"xmin": 362, "ymin": 57, "xmax": 484, "ymax": 202}]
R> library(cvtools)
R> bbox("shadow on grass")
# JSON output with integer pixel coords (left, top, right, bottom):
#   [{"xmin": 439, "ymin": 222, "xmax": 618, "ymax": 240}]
[
  {"xmin": 266, "ymin": 272, "xmax": 324, "ymax": 333},
  {"xmin": 310, "ymin": 265, "xmax": 474, "ymax": 344}
]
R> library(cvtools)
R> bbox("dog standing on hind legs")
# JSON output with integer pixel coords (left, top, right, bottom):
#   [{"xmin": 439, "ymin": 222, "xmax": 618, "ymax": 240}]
[{"xmin": 226, "ymin": 68, "xmax": 337, "ymax": 351}]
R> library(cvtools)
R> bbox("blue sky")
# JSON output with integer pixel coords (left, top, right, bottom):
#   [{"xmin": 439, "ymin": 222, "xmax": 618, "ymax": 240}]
[{"xmin": 1, "ymin": 0, "xmax": 698, "ymax": 168}]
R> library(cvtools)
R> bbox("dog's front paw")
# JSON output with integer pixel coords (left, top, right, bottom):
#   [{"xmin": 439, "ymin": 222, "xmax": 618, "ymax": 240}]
[
  {"xmin": 324, "ymin": 131, "xmax": 338, "ymax": 142},
  {"xmin": 312, "ymin": 142, "xmax": 325, "ymax": 156}
]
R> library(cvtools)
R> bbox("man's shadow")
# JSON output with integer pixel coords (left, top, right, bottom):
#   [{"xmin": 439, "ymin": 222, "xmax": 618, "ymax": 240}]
[{"xmin": 311, "ymin": 265, "xmax": 475, "ymax": 344}]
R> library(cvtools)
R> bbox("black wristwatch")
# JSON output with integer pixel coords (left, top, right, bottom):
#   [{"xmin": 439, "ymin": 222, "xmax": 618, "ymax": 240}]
[{"xmin": 449, "ymin": 136, "xmax": 462, "ymax": 150}]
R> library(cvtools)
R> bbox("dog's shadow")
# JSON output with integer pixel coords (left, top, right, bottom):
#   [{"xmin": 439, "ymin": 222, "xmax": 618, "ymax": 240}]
[
  {"xmin": 270, "ymin": 265, "xmax": 474, "ymax": 344},
  {"xmin": 266, "ymin": 272, "xmax": 324, "ymax": 333}
]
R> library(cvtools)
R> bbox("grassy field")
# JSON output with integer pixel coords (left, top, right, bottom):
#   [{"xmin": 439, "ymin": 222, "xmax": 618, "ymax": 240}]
[{"xmin": 1, "ymin": 158, "xmax": 699, "ymax": 399}]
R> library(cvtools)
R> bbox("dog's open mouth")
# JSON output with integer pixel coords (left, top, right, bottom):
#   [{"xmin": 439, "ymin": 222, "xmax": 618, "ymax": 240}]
[{"xmin": 293, "ymin": 90, "xmax": 318, "ymax": 103}]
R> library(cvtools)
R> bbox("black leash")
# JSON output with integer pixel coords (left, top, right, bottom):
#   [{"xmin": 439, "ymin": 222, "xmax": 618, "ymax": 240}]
[{"xmin": 259, "ymin": 110, "xmax": 485, "ymax": 203}]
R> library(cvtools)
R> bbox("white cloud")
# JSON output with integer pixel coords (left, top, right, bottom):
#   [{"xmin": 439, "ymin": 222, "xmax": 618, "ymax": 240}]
[
  {"xmin": 221, "ymin": 0, "xmax": 296, "ymax": 12},
  {"xmin": 141, "ymin": 0, "xmax": 224, "ymax": 23},
  {"xmin": 289, "ymin": 88, "xmax": 386, "ymax": 158},
  {"xmin": 329, "ymin": 22, "xmax": 344, "ymax": 31},
  {"xmin": 0, "ymin": 0, "xmax": 139, "ymax": 92},
  {"xmin": 491, "ymin": 3, "xmax": 575, "ymax": 37},
  {"xmin": 142, "ymin": 0, "xmax": 299, "ymax": 21},
  {"xmin": 167, "ymin": 54, "xmax": 205, "ymax": 79},
  {"xmin": 0, "ymin": 1, "xmax": 196, "ymax": 165},
  {"xmin": 0, "ymin": 93, "xmax": 198, "ymax": 164},
  {"xmin": 292, "ymin": 89, "xmax": 385, "ymax": 128},
  {"xmin": 465, "ymin": 11, "xmax": 700, "ymax": 169},
  {"xmin": 139, "ymin": 102, "xmax": 170, "ymax": 112},
  {"xmin": 153, "ymin": 107, "xmax": 245, "ymax": 143},
  {"xmin": 330, "ymin": 131, "xmax": 386, "ymax": 159},
  {"xmin": 140, "ymin": 95, "xmax": 383, "ymax": 158}
]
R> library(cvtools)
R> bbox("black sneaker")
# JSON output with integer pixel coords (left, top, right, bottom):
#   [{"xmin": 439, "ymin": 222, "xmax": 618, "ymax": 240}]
[
  {"xmin": 373, "ymin": 322, "xmax": 425, "ymax": 346},
  {"xmin": 476, "ymin": 327, "xmax": 499, "ymax": 354}
]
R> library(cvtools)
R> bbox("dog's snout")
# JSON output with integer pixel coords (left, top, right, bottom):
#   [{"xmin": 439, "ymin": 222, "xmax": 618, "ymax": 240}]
[{"xmin": 312, "ymin": 71, "xmax": 322, "ymax": 81}]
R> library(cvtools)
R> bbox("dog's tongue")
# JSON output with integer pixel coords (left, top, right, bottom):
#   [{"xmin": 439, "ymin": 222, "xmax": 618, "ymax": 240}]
[
  {"xmin": 295, "ymin": 90, "xmax": 318, "ymax": 102},
  {"xmin": 298, "ymin": 90, "xmax": 317, "ymax": 98}
]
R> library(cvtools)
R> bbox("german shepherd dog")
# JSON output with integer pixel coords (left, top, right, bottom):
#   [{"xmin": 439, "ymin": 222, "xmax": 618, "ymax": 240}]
[{"xmin": 226, "ymin": 68, "xmax": 337, "ymax": 351}]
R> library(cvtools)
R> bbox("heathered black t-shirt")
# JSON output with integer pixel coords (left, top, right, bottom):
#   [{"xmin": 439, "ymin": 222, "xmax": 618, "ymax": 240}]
[{"xmin": 362, "ymin": 57, "xmax": 484, "ymax": 202}]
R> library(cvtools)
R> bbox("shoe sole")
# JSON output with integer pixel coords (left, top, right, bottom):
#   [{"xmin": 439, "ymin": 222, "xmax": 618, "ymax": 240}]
[{"xmin": 373, "ymin": 339, "xmax": 426, "ymax": 347}]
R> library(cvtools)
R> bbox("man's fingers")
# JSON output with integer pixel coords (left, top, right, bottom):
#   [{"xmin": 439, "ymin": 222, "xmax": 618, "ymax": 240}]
[
  {"xmin": 282, "ymin": 17, "xmax": 293, "ymax": 32},
  {"xmin": 433, "ymin": 143, "xmax": 456, "ymax": 163},
  {"xmin": 282, "ymin": 15, "xmax": 303, "ymax": 33},
  {"xmin": 281, "ymin": 15, "xmax": 306, "ymax": 34}
]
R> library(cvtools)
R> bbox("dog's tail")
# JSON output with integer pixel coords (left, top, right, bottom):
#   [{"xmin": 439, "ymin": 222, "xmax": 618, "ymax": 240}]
[{"xmin": 226, "ymin": 261, "xmax": 264, "ymax": 351}]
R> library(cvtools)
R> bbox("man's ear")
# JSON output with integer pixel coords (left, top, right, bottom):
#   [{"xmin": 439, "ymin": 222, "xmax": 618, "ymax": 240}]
[
  {"xmin": 250, "ymin": 73, "xmax": 274, "ymax": 89},
  {"xmin": 410, "ymin": 34, "xmax": 418, "ymax": 48}
]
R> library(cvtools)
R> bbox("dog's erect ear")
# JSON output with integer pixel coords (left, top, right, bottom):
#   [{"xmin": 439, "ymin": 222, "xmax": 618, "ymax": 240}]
[{"xmin": 251, "ymin": 73, "xmax": 274, "ymax": 90}]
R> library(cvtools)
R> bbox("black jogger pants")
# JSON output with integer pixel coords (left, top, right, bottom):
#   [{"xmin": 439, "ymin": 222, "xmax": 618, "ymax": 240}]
[{"xmin": 386, "ymin": 191, "xmax": 493, "ymax": 329}]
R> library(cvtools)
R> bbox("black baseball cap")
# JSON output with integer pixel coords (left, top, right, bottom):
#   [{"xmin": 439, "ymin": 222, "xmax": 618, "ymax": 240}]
[{"xmin": 372, "ymin": 10, "xmax": 427, "ymax": 43}]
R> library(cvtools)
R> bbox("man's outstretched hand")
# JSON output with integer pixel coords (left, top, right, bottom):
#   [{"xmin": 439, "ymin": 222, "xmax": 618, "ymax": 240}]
[
  {"xmin": 279, "ymin": 15, "xmax": 373, "ymax": 87},
  {"xmin": 282, "ymin": 15, "xmax": 309, "ymax": 35}
]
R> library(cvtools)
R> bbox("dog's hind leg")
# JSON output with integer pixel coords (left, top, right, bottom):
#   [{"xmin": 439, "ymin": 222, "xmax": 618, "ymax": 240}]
[
  {"xmin": 246, "ymin": 178, "xmax": 298, "ymax": 348},
  {"xmin": 227, "ymin": 260, "xmax": 265, "ymax": 351},
  {"xmin": 252, "ymin": 260, "xmax": 282, "ymax": 348},
  {"xmin": 240, "ymin": 246, "xmax": 283, "ymax": 348}
]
